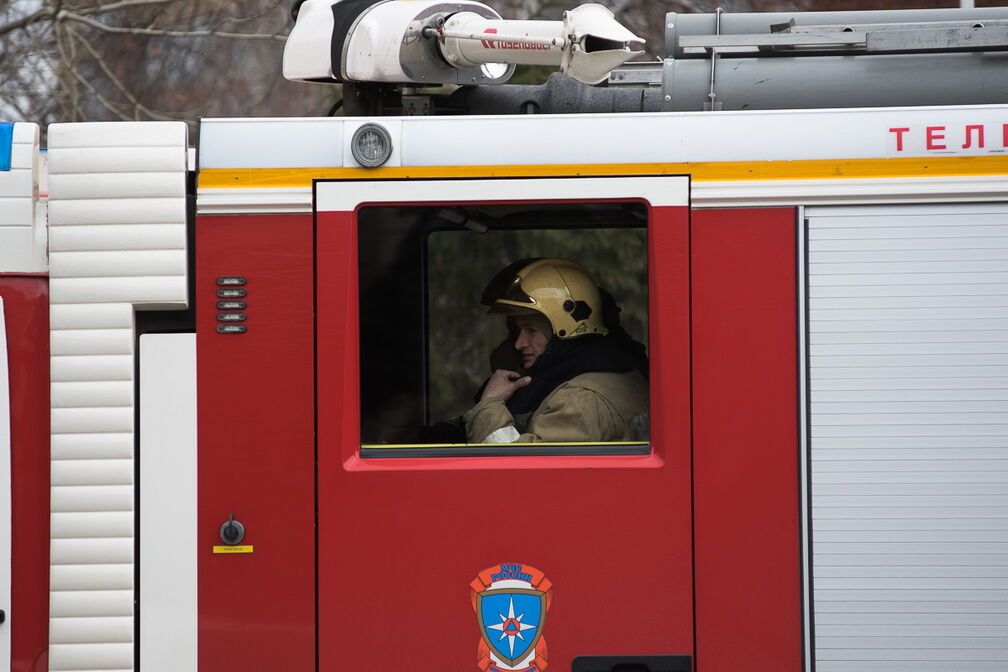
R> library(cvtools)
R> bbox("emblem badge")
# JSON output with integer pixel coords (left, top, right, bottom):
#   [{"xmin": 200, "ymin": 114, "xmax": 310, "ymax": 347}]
[{"xmin": 471, "ymin": 563, "xmax": 553, "ymax": 672}]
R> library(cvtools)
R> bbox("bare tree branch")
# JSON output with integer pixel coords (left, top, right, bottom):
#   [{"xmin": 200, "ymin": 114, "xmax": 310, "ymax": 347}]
[
  {"xmin": 61, "ymin": 11, "xmax": 288, "ymax": 40},
  {"xmin": 212, "ymin": 1, "xmax": 287, "ymax": 27},
  {"xmin": 78, "ymin": 0, "xmax": 192, "ymax": 16},
  {"xmin": 53, "ymin": 20, "xmax": 88, "ymax": 121},
  {"xmin": 66, "ymin": 24, "xmax": 177, "ymax": 120},
  {"xmin": 0, "ymin": 5, "xmax": 56, "ymax": 40}
]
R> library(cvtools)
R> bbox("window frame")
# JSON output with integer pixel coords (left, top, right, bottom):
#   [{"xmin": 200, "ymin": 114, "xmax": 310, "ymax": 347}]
[{"xmin": 314, "ymin": 174, "xmax": 690, "ymax": 471}]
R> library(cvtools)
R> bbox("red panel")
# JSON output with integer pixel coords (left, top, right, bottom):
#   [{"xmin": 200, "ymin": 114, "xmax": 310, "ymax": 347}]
[
  {"xmin": 317, "ymin": 202, "xmax": 693, "ymax": 671},
  {"xmin": 691, "ymin": 209, "xmax": 802, "ymax": 672},
  {"xmin": 0, "ymin": 277, "xmax": 50, "ymax": 672},
  {"xmin": 196, "ymin": 215, "xmax": 314, "ymax": 671}
]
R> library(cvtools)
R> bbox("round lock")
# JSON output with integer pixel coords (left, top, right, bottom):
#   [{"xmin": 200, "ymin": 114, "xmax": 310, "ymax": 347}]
[{"xmin": 219, "ymin": 518, "xmax": 246, "ymax": 546}]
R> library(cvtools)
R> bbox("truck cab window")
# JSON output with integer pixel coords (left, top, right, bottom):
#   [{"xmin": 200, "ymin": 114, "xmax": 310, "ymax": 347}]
[{"xmin": 357, "ymin": 201, "xmax": 650, "ymax": 457}]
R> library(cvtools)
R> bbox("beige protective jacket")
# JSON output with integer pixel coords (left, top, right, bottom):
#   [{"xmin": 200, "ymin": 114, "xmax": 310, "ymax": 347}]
[{"xmin": 463, "ymin": 370, "xmax": 648, "ymax": 443}]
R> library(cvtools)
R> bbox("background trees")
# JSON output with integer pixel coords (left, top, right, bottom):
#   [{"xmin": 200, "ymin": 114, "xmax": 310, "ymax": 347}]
[{"xmin": 0, "ymin": 0, "xmax": 328, "ymax": 134}]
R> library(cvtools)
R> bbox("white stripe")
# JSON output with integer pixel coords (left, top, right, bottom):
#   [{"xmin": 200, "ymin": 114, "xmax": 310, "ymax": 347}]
[
  {"xmin": 315, "ymin": 176, "xmax": 689, "ymax": 211},
  {"xmin": 200, "ymin": 105, "xmax": 1008, "ymax": 168},
  {"xmin": 198, "ymin": 175, "xmax": 1008, "ymax": 216},
  {"xmin": 139, "ymin": 334, "xmax": 197, "ymax": 672}
]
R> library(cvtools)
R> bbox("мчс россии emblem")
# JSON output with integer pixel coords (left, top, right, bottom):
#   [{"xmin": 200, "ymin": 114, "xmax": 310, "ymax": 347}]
[{"xmin": 470, "ymin": 563, "xmax": 552, "ymax": 672}]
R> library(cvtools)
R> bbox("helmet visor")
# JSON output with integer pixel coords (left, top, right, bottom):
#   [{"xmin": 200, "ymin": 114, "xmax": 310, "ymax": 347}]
[{"xmin": 480, "ymin": 257, "xmax": 540, "ymax": 307}]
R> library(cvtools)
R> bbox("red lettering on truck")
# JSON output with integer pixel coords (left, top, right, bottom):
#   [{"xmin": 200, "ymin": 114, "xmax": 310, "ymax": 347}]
[
  {"xmin": 962, "ymin": 124, "xmax": 985, "ymax": 149},
  {"xmin": 480, "ymin": 28, "xmax": 498, "ymax": 48},
  {"xmin": 889, "ymin": 127, "xmax": 910, "ymax": 152},
  {"xmin": 926, "ymin": 126, "xmax": 947, "ymax": 150},
  {"xmin": 480, "ymin": 28, "xmax": 552, "ymax": 50}
]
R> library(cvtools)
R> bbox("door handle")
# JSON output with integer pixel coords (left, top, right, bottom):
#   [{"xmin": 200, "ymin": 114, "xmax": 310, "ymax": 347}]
[
  {"xmin": 219, "ymin": 513, "xmax": 246, "ymax": 545},
  {"xmin": 572, "ymin": 656, "xmax": 692, "ymax": 672}
]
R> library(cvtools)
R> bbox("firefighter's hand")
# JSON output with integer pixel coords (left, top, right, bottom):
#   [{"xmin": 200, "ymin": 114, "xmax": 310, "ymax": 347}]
[{"xmin": 481, "ymin": 369, "xmax": 532, "ymax": 403}]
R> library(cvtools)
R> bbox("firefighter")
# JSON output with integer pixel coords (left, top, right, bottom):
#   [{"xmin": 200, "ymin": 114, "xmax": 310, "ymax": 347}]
[{"xmin": 465, "ymin": 258, "xmax": 649, "ymax": 443}]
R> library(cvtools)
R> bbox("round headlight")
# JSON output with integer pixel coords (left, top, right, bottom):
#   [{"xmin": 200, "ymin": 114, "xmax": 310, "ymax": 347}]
[{"xmin": 351, "ymin": 123, "xmax": 392, "ymax": 168}]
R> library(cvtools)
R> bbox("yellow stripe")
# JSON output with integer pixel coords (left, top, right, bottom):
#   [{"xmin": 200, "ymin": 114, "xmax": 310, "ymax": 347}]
[
  {"xmin": 361, "ymin": 441, "xmax": 648, "ymax": 449},
  {"xmin": 199, "ymin": 156, "xmax": 1008, "ymax": 189}
]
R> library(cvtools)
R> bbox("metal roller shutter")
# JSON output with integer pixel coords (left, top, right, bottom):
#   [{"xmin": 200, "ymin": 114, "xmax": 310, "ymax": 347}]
[{"xmin": 807, "ymin": 204, "xmax": 1008, "ymax": 672}]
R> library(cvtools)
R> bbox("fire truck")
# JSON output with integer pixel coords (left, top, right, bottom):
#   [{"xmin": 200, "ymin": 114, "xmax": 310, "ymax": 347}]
[{"xmin": 2, "ymin": 2, "xmax": 1008, "ymax": 671}]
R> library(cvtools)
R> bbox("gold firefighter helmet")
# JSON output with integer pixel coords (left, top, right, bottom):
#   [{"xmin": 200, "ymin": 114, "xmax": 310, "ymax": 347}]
[{"xmin": 481, "ymin": 258, "xmax": 608, "ymax": 339}]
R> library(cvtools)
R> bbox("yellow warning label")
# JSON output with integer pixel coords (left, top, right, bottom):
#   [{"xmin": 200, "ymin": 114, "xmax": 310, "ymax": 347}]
[{"xmin": 212, "ymin": 545, "xmax": 254, "ymax": 554}]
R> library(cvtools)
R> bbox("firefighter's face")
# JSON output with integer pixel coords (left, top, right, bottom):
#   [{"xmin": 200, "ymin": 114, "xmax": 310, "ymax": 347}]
[{"xmin": 514, "ymin": 315, "xmax": 551, "ymax": 369}]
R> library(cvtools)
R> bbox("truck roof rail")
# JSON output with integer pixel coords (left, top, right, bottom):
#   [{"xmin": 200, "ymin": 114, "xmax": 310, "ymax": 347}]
[{"xmin": 678, "ymin": 21, "xmax": 1008, "ymax": 56}]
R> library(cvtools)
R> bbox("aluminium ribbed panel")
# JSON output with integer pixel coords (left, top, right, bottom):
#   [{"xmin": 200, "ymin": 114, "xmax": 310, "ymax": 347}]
[
  {"xmin": 47, "ymin": 121, "xmax": 188, "ymax": 672},
  {"xmin": 807, "ymin": 204, "xmax": 1008, "ymax": 672},
  {"xmin": 0, "ymin": 123, "xmax": 45, "ymax": 272}
]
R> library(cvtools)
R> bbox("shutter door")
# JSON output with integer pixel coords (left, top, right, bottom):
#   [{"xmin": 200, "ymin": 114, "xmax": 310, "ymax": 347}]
[{"xmin": 807, "ymin": 204, "xmax": 1008, "ymax": 672}]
